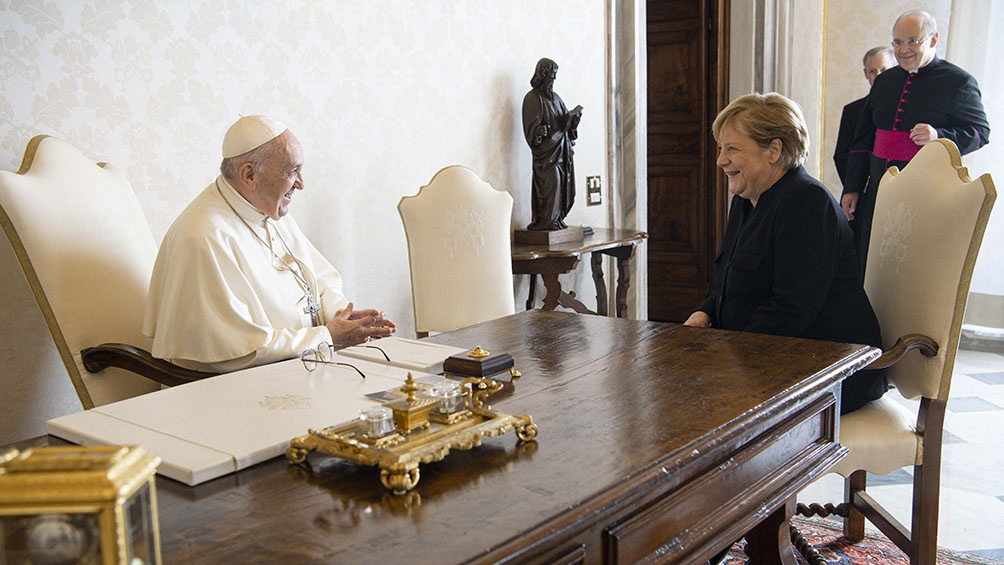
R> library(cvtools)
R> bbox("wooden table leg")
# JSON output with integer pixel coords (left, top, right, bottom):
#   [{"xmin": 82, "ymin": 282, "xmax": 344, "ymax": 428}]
[
  {"xmin": 539, "ymin": 273, "xmax": 563, "ymax": 311},
  {"xmin": 597, "ymin": 244, "xmax": 637, "ymax": 318},
  {"xmin": 743, "ymin": 498, "xmax": 799, "ymax": 565},
  {"xmin": 590, "ymin": 252, "xmax": 608, "ymax": 316},
  {"xmin": 615, "ymin": 254, "xmax": 631, "ymax": 318},
  {"xmin": 517, "ymin": 256, "xmax": 594, "ymax": 315},
  {"xmin": 526, "ymin": 274, "xmax": 537, "ymax": 310},
  {"xmin": 540, "ymin": 273, "xmax": 595, "ymax": 315}
]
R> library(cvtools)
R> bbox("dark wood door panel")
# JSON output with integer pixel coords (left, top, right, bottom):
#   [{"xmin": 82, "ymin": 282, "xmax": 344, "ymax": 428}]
[
  {"xmin": 647, "ymin": 0, "xmax": 702, "ymax": 22},
  {"xmin": 646, "ymin": 0, "xmax": 728, "ymax": 323},
  {"xmin": 648, "ymin": 32, "xmax": 703, "ymax": 121},
  {"xmin": 648, "ymin": 170, "xmax": 700, "ymax": 253},
  {"xmin": 647, "ymin": 122, "xmax": 703, "ymax": 156},
  {"xmin": 648, "ymin": 283, "xmax": 706, "ymax": 325}
]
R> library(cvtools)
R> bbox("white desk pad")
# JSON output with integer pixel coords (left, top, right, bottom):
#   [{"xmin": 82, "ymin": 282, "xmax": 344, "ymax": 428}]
[
  {"xmin": 338, "ymin": 337, "xmax": 467, "ymax": 373},
  {"xmin": 47, "ymin": 350, "xmax": 456, "ymax": 486}
]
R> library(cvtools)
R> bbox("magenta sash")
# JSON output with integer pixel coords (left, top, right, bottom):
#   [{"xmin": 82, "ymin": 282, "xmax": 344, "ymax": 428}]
[{"xmin": 874, "ymin": 129, "xmax": 921, "ymax": 161}]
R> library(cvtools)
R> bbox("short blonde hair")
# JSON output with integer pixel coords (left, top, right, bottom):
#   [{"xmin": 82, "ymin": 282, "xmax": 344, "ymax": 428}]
[{"xmin": 712, "ymin": 92, "xmax": 810, "ymax": 170}]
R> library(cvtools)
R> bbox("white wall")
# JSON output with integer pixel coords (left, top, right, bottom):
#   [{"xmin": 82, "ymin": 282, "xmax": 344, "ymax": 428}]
[
  {"xmin": 0, "ymin": 0, "xmax": 608, "ymax": 443},
  {"xmin": 947, "ymin": 1, "xmax": 1004, "ymax": 301}
]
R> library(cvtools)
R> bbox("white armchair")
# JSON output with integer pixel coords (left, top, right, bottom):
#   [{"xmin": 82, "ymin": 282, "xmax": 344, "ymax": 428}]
[
  {"xmin": 0, "ymin": 135, "xmax": 216, "ymax": 409},
  {"xmin": 796, "ymin": 139, "xmax": 996, "ymax": 564}
]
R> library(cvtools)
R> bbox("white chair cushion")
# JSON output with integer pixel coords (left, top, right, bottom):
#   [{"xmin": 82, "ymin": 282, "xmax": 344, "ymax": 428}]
[{"xmin": 832, "ymin": 394, "xmax": 920, "ymax": 477}]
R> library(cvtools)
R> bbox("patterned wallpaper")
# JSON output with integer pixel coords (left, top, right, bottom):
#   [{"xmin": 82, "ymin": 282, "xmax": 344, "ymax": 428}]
[{"xmin": 0, "ymin": 0, "xmax": 607, "ymax": 441}]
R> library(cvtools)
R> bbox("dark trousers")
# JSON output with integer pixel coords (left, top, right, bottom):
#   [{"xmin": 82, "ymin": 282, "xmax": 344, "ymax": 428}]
[
  {"xmin": 852, "ymin": 157, "xmax": 910, "ymax": 278},
  {"xmin": 850, "ymin": 182, "xmax": 876, "ymax": 279}
]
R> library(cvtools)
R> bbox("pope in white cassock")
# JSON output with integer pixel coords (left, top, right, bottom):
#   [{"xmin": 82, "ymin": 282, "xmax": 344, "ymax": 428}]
[{"xmin": 143, "ymin": 115, "xmax": 396, "ymax": 373}]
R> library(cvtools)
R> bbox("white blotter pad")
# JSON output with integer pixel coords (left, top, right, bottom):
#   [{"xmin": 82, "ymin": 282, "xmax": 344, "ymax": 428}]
[
  {"xmin": 46, "ymin": 352, "xmax": 455, "ymax": 486},
  {"xmin": 338, "ymin": 337, "xmax": 468, "ymax": 374}
]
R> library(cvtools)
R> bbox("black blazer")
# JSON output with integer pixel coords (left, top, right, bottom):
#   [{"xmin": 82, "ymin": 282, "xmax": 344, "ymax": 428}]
[
  {"xmin": 833, "ymin": 96, "xmax": 866, "ymax": 187},
  {"xmin": 696, "ymin": 166, "xmax": 886, "ymax": 413},
  {"xmin": 844, "ymin": 57, "xmax": 990, "ymax": 198}
]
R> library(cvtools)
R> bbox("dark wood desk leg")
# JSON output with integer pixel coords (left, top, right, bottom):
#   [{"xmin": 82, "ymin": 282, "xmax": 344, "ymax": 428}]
[
  {"xmin": 743, "ymin": 497, "xmax": 798, "ymax": 565},
  {"xmin": 615, "ymin": 254, "xmax": 631, "ymax": 318},
  {"xmin": 590, "ymin": 252, "xmax": 608, "ymax": 316},
  {"xmin": 526, "ymin": 274, "xmax": 537, "ymax": 310}
]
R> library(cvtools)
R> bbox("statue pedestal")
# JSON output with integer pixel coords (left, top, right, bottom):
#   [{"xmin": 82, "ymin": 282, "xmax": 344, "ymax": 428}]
[{"xmin": 514, "ymin": 226, "xmax": 585, "ymax": 246}]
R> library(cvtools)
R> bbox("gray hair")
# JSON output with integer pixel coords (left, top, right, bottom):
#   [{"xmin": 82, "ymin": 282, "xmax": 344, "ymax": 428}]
[
  {"xmin": 220, "ymin": 141, "xmax": 280, "ymax": 182},
  {"xmin": 862, "ymin": 45, "xmax": 894, "ymax": 67}
]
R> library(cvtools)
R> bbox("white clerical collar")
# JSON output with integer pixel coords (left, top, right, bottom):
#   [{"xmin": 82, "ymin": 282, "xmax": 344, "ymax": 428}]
[{"xmin": 215, "ymin": 176, "xmax": 269, "ymax": 225}]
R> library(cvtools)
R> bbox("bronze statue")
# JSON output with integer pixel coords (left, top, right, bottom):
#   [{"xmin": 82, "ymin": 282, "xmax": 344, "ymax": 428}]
[{"xmin": 522, "ymin": 58, "xmax": 582, "ymax": 231}]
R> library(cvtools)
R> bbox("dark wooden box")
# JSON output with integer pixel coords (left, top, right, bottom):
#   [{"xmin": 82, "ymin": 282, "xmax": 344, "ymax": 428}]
[{"xmin": 443, "ymin": 350, "xmax": 514, "ymax": 378}]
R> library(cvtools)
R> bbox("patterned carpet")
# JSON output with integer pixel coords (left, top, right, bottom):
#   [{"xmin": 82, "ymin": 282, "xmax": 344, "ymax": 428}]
[{"xmin": 724, "ymin": 516, "xmax": 1001, "ymax": 564}]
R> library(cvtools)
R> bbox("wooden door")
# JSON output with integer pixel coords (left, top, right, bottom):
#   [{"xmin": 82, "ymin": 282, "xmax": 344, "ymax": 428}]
[{"xmin": 646, "ymin": 0, "xmax": 729, "ymax": 322}]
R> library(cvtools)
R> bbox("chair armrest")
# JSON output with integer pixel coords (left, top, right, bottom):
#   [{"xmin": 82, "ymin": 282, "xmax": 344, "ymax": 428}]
[
  {"xmin": 866, "ymin": 333, "xmax": 939, "ymax": 370},
  {"xmin": 82, "ymin": 343, "xmax": 218, "ymax": 387}
]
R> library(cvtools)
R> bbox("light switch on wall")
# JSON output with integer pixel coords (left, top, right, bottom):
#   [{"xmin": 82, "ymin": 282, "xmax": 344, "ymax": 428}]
[{"xmin": 586, "ymin": 175, "xmax": 602, "ymax": 205}]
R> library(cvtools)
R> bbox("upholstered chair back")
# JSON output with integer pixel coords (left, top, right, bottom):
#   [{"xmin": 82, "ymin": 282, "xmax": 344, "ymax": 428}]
[
  {"xmin": 0, "ymin": 136, "xmax": 162, "ymax": 408},
  {"xmin": 863, "ymin": 138, "xmax": 996, "ymax": 402},
  {"xmin": 398, "ymin": 165, "xmax": 516, "ymax": 336}
]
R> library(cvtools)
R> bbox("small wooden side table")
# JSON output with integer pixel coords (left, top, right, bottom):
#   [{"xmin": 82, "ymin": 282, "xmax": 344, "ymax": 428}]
[{"xmin": 511, "ymin": 228, "xmax": 647, "ymax": 317}]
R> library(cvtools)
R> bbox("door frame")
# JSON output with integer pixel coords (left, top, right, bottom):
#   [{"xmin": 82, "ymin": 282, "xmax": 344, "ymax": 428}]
[{"xmin": 607, "ymin": 0, "xmax": 792, "ymax": 320}]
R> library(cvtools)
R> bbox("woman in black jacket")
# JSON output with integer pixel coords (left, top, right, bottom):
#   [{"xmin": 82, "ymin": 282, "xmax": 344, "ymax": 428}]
[{"xmin": 684, "ymin": 92, "xmax": 886, "ymax": 415}]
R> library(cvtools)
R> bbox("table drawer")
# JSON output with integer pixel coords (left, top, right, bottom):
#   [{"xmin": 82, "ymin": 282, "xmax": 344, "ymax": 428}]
[{"xmin": 604, "ymin": 395, "xmax": 841, "ymax": 564}]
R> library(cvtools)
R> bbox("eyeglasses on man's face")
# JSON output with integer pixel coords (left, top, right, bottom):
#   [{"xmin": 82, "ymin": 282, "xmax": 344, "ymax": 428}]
[
  {"xmin": 892, "ymin": 35, "xmax": 930, "ymax": 48},
  {"xmin": 300, "ymin": 342, "xmax": 367, "ymax": 378}
]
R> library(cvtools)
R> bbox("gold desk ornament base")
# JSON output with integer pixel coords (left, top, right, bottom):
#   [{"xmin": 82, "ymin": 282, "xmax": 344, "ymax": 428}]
[{"xmin": 286, "ymin": 374, "xmax": 538, "ymax": 495}]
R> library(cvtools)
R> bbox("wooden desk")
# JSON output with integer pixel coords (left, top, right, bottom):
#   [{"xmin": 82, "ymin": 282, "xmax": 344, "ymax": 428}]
[
  {"xmin": 15, "ymin": 311, "xmax": 877, "ymax": 564},
  {"xmin": 512, "ymin": 228, "xmax": 647, "ymax": 317}
]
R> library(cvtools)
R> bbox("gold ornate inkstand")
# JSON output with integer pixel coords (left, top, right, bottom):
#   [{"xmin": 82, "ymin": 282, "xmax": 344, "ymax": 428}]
[{"xmin": 286, "ymin": 347, "xmax": 536, "ymax": 494}]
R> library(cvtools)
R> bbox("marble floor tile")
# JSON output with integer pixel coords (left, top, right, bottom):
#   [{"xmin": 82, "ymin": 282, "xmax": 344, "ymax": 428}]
[
  {"xmin": 949, "ymin": 395, "xmax": 1004, "ymax": 412},
  {"xmin": 951, "ymin": 372, "xmax": 994, "ymax": 396},
  {"xmin": 969, "ymin": 371, "xmax": 1004, "ymax": 385},
  {"xmin": 942, "ymin": 442, "xmax": 1004, "ymax": 495},
  {"xmin": 867, "ymin": 468, "xmax": 912, "ymax": 487}
]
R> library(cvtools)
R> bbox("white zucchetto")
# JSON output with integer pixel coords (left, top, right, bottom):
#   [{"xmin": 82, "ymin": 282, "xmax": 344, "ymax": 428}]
[{"xmin": 222, "ymin": 115, "xmax": 288, "ymax": 158}]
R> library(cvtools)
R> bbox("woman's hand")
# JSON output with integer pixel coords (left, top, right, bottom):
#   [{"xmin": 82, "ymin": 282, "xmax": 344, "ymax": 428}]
[{"xmin": 683, "ymin": 311, "xmax": 711, "ymax": 328}]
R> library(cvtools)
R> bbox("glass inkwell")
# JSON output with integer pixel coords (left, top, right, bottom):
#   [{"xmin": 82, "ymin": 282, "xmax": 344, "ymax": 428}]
[
  {"xmin": 427, "ymin": 382, "xmax": 469, "ymax": 425},
  {"xmin": 358, "ymin": 406, "xmax": 395, "ymax": 439}
]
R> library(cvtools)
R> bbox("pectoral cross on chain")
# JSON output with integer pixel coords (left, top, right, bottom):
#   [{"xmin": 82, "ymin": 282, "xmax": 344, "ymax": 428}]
[{"xmin": 304, "ymin": 293, "xmax": 321, "ymax": 326}]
